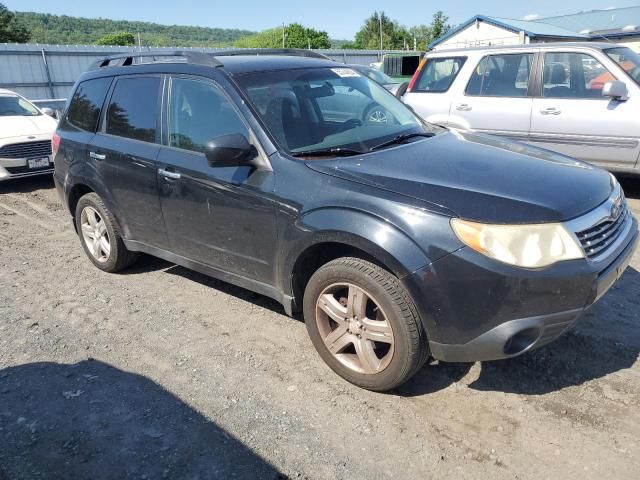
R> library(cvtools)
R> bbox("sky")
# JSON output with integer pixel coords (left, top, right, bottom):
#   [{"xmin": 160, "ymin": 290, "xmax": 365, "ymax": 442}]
[{"xmin": 6, "ymin": 0, "xmax": 640, "ymax": 40}]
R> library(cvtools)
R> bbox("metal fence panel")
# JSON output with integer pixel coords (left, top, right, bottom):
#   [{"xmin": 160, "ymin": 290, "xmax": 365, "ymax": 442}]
[{"xmin": 0, "ymin": 44, "xmax": 405, "ymax": 100}]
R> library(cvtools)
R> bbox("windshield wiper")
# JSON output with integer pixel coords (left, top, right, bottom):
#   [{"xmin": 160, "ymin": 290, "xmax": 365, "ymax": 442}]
[
  {"xmin": 369, "ymin": 132, "xmax": 434, "ymax": 152},
  {"xmin": 290, "ymin": 147, "xmax": 366, "ymax": 158}
]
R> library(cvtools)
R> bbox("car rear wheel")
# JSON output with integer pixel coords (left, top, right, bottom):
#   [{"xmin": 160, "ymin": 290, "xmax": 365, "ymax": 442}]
[
  {"xmin": 303, "ymin": 257, "xmax": 428, "ymax": 391},
  {"xmin": 75, "ymin": 193, "xmax": 137, "ymax": 273}
]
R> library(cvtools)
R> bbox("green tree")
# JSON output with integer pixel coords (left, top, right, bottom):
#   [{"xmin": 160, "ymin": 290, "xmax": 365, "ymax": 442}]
[
  {"xmin": 285, "ymin": 23, "xmax": 331, "ymax": 49},
  {"xmin": 409, "ymin": 25, "xmax": 431, "ymax": 51},
  {"xmin": 14, "ymin": 12, "xmax": 255, "ymax": 47},
  {"xmin": 354, "ymin": 11, "xmax": 409, "ymax": 50},
  {"xmin": 96, "ymin": 31, "xmax": 136, "ymax": 46},
  {"xmin": 429, "ymin": 11, "xmax": 451, "ymax": 46},
  {"xmin": 234, "ymin": 23, "xmax": 330, "ymax": 49},
  {"xmin": 0, "ymin": 2, "xmax": 30, "ymax": 42}
]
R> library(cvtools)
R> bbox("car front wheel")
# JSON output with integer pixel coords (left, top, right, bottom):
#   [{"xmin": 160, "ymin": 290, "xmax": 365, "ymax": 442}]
[{"xmin": 303, "ymin": 257, "xmax": 428, "ymax": 391}]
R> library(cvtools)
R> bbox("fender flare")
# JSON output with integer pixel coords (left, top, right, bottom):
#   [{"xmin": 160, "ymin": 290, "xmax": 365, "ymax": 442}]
[
  {"xmin": 279, "ymin": 207, "xmax": 432, "ymax": 293},
  {"xmin": 64, "ymin": 167, "xmax": 126, "ymax": 236}
]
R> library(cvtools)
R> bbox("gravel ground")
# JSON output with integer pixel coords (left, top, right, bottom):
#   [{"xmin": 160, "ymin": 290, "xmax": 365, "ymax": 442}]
[{"xmin": 0, "ymin": 175, "xmax": 639, "ymax": 480}]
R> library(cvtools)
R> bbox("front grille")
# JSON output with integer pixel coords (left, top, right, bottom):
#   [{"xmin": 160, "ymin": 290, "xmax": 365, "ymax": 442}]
[
  {"xmin": 0, "ymin": 140, "xmax": 52, "ymax": 159},
  {"xmin": 575, "ymin": 201, "xmax": 630, "ymax": 259}
]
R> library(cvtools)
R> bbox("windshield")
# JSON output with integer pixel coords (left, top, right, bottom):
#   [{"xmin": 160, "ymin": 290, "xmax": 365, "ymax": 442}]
[
  {"xmin": 0, "ymin": 94, "xmax": 41, "ymax": 117},
  {"xmin": 357, "ymin": 66, "xmax": 397, "ymax": 86},
  {"xmin": 605, "ymin": 47, "xmax": 640, "ymax": 86},
  {"xmin": 236, "ymin": 66, "xmax": 437, "ymax": 156}
]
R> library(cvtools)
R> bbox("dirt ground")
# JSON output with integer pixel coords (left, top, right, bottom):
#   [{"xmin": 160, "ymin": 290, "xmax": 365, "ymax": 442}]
[{"xmin": 0, "ymin": 175, "xmax": 639, "ymax": 480}]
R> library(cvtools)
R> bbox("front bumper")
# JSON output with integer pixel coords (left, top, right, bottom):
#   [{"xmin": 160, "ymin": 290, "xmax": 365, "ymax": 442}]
[
  {"xmin": 0, "ymin": 156, "xmax": 54, "ymax": 181},
  {"xmin": 403, "ymin": 216, "xmax": 638, "ymax": 363}
]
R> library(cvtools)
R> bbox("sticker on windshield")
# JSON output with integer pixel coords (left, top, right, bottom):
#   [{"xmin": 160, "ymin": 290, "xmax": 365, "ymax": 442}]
[{"xmin": 331, "ymin": 68, "xmax": 360, "ymax": 78}]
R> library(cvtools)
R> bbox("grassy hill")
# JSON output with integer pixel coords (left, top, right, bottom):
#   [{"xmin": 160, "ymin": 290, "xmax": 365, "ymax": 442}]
[{"xmin": 14, "ymin": 11, "xmax": 256, "ymax": 47}]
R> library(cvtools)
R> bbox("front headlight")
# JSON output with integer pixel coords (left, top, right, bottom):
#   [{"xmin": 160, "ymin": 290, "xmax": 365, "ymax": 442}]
[{"xmin": 451, "ymin": 218, "xmax": 585, "ymax": 268}]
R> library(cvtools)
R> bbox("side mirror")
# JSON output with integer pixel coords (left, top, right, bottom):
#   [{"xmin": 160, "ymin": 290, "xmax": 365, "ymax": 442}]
[
  {"xmin": 205, "ymin": 134, "xmax": 257, "ymax": 168},
  {"xmin": 602, "ymin": 80, "xmax": 629, "ymax": 101},
  {"xmin": 41, "ymin": 107, "xmax": 56, "ymax": 117},
  {"xmin": 395, "ymin": 81, "xmax": 409, "ymax": 99}
]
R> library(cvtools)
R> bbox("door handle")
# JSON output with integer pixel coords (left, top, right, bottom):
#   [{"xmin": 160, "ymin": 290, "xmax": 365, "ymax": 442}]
[
  {"xmin": 456, "ymin": 104, "xmax": 472, "ymax": 111},
  {"xmin": 540, "ymin": 107, "xmax": 562, "ymax": 115},
  {"xmin": 158, "ymin": 168, "xmax": 181, "ymax": 180},
  {"xmin": 89, "ymin": 151, "xmax": 106, "ymax": 161}
]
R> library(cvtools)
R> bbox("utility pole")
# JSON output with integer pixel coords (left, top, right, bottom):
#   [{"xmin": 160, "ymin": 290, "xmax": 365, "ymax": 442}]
[
  {"xmin": 137, "ymin": 32, "xmax": 142, "ymax": 51},
  {"xmin": 282, "ymin": 23, "xmax": 286, "ymax": 48},
  {"xmin": 379, "ymin": 13, "xmax": 383, "ymax": 54}
]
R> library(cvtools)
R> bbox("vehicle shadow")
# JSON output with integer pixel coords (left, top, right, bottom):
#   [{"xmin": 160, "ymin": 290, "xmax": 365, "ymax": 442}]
[
  {"xmin": 399, "ymin": 266, "xmax": 640, "ymax": 397},
  {"xmin": 122, "ymin": 256, "xmax": 289, "ymax": 317},
  {"xmin": 0, "ymin": 360, "xmax": 284, "ymax": 480},
  {"xmin": 0, "ymin": 175, "xmax": 54, "ymax": 194}
]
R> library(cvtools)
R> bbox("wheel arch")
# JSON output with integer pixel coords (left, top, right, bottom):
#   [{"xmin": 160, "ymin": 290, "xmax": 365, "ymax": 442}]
[
  {"xmin": 282, "ymin": 208, "xmax": 431, "ymax": 312},
  {"xmin": 64, "ymin": 175, "xmax": 125, "ymax": 236}
]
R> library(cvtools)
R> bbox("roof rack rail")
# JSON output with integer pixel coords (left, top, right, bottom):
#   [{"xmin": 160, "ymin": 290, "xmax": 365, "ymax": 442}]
[
  {"xmin": 89, "ymin": 51, "xmax": 222, "ymax": 70},
  {"xmin": 213, "ymin": 48, "xmax": 332, "ymax": 60}
]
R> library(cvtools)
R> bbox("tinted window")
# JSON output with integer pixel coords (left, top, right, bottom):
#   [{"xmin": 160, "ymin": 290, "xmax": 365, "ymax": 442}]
[
  {"xmin": 415, "ymin": 57, "xmax": 466, "ymax": 92},
  {"xmin": 66, "ymin": 77, "xmax": 111, "ymax": 131},
  {"xmin": 168, "ymin": 78, "xmax": 248, "ymax": 153},
  {"xmin": 466, "ymin": 53, "xmax": 533, "ymax": 97},
  {"xmin": 106, "ymin": 77, "xmax": 160, "ymax": 142},
  {"xmin": 543, "ymin": 52, "xmax": 616, "ymax": 98}
]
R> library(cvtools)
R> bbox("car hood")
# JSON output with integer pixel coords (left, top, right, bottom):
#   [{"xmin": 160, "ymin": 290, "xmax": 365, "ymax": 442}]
[
  {"xmin": 305, "ymin": 130, "xmax": 613, "ymax": 224},
  {"xmin": 0, "ymin": 115, "xmax": 57, "ymax": 142}
]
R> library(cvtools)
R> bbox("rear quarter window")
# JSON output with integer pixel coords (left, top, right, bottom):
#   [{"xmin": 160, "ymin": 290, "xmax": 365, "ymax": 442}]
[
  {"xmin": 414, "ymin": 57, "xmax": 466, "ymax": 93},
  {"xmin": 66, "ymin": 77, "xmax": 112, "ymax": 132}
]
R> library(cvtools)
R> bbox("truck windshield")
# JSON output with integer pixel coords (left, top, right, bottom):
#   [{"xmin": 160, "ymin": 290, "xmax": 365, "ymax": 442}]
[
  {"xmin": 605, "ymin": 47, "xmax": 640, "ymax": 86},
  {"xmin": 0, "ymin": 94, "xmax": 41, "ymax": 117},
  {"xmin": 235, "ymin": 66, "xmax": 439, "ymax": 156}
]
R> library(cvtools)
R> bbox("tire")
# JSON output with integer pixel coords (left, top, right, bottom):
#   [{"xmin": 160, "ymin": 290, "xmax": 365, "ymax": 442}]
[
  {"xmin": 303, "ymin": 257, "xmax": 428, "ymax": 391},
  {"xmin": 75, "ymin": 192, "xmax": 137, "ymax": 273},
  {"xmin": 363, "ymin": 103, "xmax": 390, "ymax": 124}
]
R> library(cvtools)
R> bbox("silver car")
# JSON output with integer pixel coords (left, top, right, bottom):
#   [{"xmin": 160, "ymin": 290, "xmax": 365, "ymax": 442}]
[{"xmin": 403, "ymin": 42, "xmax": 640, "ymax": 173}]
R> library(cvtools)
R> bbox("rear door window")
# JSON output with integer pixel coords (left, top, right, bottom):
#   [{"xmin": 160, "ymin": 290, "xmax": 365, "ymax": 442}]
[
  {"xmin": 466, "ymin": 53, "xmax": 533, "ymax": 97},
  {"xmin": 105, "ymin": 76, "xmax": 160, "ymax": 143},
  {"xmin": 66, "ymin": 77, "xmax": 112, "ymax": 132},
  {"xmin": 414, "ymin": 57, "xmax": 466, "ymax": 92}
]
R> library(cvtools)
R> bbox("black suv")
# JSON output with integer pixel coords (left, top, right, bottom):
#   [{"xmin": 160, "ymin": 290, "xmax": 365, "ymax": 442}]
[{"xmin": 53, "ymin": 51, "xmax": 638, "ymax": 391}]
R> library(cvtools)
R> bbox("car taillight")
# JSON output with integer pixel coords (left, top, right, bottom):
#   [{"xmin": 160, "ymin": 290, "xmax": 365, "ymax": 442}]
[
  {"xmin": 51, "ymin": 133, "xmax": 61, "ymax": 158},
  {"xmin": 407, "ymin": 58, "xmax": 427, "ymax": 93}
]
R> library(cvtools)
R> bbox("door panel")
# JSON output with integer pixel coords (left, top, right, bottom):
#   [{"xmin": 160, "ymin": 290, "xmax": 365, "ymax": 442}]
[
  {"xmin": 88, "ymin": 134, "xmax": 165, "ymax": 246},
  {"xmin": 90, "ymin": 75, "xmax": 167, "ymax": 247},
  {"xmin": 448, "ymin": 52, "xmax": 535, "ymax": 141},
  {"xmin": 158, "ymin": 75, "xmax": 277, "ymax": 284},
  {"xmin": 529, "ymin": 52, "xmax": 640, "ymax": 167},
  {"xmin": 158, "ymin": 148, "xmax": 276, "ymax": 282},
  {"xmin": 448, "ymin": 97, "xmax": 533, "ymax": 141}
]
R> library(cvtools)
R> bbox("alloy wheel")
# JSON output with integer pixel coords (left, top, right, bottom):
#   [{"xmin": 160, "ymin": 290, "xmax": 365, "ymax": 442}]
[
  {"xmin": 80, "ymin": 206, "xmax": 111, "ymax": 263},
  {"xmin": 367, "ymin": 108, "xmax": 388, "ymax": 124},
  {"xmin": 315, "ymin": 282, "xmax": 394, "ymax": 374}
]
